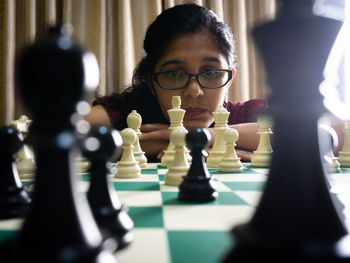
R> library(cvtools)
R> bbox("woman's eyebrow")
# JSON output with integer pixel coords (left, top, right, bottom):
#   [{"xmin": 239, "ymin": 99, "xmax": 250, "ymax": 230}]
[
  {"xmin": 159, "ymin": 59, "xmax": 183, "ymax": 67},
  {"xmin": 202, "ymin": 57, "xmax": 221, "ymax": 63}
]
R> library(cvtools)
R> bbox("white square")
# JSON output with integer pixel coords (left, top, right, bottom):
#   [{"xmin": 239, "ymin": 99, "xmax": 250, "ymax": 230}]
[
  {"xmin": 144, "ymin": 163, "xmax": 159, "ymax": 169},
  {"xmin": 250, "ymin": 167, "xmax": 269, "ymax": 174},
  {"xmin": 214, "ymin": 181, "xmax": 232, "ymax": 192},
  {"xmin": 76, "ymin": 181, "xmax": 90, "ymax": 192},
  {"xmin": 115, "ymin": 228, "xmax": 170, "ymax": 263},
  {"xmin": 234, "ymin": 190, "xmax": 263, "ymax": 207},
  {"xmin": 111, "ymin": 173, "xmax": 159, "ymax": 182},
  {"xmin": 163, "ymin": 205, "xmax": 254, "ymax": 231},
  {"xmin": 0, "ymin": 218, "xmax": 23, "ymax": 230},
  {"xmin": 159, "ymin": 182, "xmax": 179, "ymax": 192},
  {"xmin": 117, "ymin": 191, "xmax": 163, "ymax": 206},
  {"xmin": 213, "ymin": 173, "xmax": 266, "ymax": 182}
]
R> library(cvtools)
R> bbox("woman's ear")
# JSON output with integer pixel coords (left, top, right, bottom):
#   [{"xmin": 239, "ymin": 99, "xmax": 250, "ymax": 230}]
[
  {"xmin": 145, "ymin": 75, "xmax": 156, "ymax": 95},
  {"xmin": 232, "ymin": 68, "xmax": 236, "ymax": 80},
  {"xmin": 227, "ymin": 68, "xmax": 236, "ymax": 88}
]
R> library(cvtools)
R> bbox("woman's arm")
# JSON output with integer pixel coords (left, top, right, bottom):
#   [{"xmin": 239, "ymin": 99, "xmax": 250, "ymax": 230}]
[
  {"xmin": 84, "ymin": 105, "xmax": 113, "ymax": 127},
  {"xmin": 206, "ymin": 122, "xmax": 259, "ymax": 151},
  {"xmin": 229, "ymin": 122, "xmax": 260, "ymax": 151}
]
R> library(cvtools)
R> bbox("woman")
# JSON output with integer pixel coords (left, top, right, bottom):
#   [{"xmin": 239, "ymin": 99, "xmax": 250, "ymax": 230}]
[{"xmin": 85, "ymin": 4, "xmax": 266, "ymax": 161}]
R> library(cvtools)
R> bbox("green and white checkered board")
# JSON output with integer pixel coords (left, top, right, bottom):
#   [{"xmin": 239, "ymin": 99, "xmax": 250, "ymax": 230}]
[{"xmin": 0, "ymin": 163, "xmax": 349, "ymax": 263}]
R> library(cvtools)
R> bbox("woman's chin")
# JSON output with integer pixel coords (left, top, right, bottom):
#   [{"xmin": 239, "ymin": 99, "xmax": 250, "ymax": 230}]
[{"xmin": 183, "ymin": 119, "xmax": 213, "ymax": 129}]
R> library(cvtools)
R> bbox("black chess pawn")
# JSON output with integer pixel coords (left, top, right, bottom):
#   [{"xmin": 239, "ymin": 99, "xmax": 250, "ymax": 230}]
[
  {"xmin": 178, "ymin": 127, "xmax": 218, "ymax": 202},
  {"xmin": 0, "ymin": 126, "xmax": 31, "ymax": 219},
  {"xmin": 81, "ymin": 125, "xmax": 133, "ymax": 252},
  {"xmin": 6, "ymin": 24, "xmax": 118, "ymax": 262}
]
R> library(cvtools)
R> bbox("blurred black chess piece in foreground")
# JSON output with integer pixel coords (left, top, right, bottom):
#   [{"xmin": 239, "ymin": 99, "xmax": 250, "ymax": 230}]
[
  {"xmin": 0, "ymin": 24, "xmax": 118, "ymax": 262},
  {"xmin": 0, "ymin": 126, "xmax": 31, "ymax": 219},
  {"xmin": 223, "ymin": 0, "xmax": 350, "ymax": 262},
  {"xmin": 81, "ymin": 125, "xmax": 133, "ymax": 252}
]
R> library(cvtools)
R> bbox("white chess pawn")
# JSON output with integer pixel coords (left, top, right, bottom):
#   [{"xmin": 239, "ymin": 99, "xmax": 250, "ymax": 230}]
[
  {"xmin": 219, "ymin": 128, "xmax": 243, "ymax": 172},
  {"xmin": 324, "ymin": 151, "xmax": 341, "ymax": 173},
  {"xmin": 251, "ymin": 115, "xmax": 273, "ymax": 167},
  {"xmin": 161, "ymin": 96, "xmax": 191, "ymax": 167},
  {"xmin": 114, "ymin": 128, "xmax": 141, "ymax": 178},
  {"xmin": 338, "ymin": 122, "xmax": 350, "ymax": 167},
  {"xmin": 207, "ymin": 106, "xmax": 230, "ymax": 168},
  {"xmin": 127, "ymin": 110, "xmax": 147, "ymax": 168},
  {"xmin": 165, "ymin": 126, "xmax": 190, "ymax": 186},
  {"xmin": 10, "ymin": 115, "xmax": 35, "ymax": 178},
  {"xmin": 75, "ymin": 156, "xmax": 90, "ymax": 174}
]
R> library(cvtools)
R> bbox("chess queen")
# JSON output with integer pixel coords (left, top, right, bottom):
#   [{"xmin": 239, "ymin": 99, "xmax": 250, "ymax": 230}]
[{"xmin": 85, "ymin": 4, "xmax": 266, "ymax": 162}]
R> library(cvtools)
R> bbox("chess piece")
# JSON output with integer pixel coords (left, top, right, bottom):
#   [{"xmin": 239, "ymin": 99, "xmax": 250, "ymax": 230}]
[
  {"xmin": 179, "ymin": 128, "xmax": 218, "ymax": 202},
  {"xmin": 206, "ymin": 106, "xmax": 230, "ymax": 168},
  {"xmin": 319, "ymin": 123, "xmax": 341, "ymax": 173},
  {"xmin": 324, "ymin": 151, "xmax": 341, "ymax": 173},
  {"xmin": 4, "ymin": 24, "xmax": 117, "ymax": 262},
  {"xmin": 251, "ymin": 114, "xmax": 273, "ymax": 167},
  {"xmin": 223, "ymin": 1, "xmax": 349, "ymax": 262},
  {"xmin": 127, "ymin": 110, "xmax": 147, "ymax": 168},
  {"xmin": 10, "ymin": 115, "xmax": 35, "ymax": 178},
  {"xmin": 82, "ymin": 125, "xmax": 133, "ymax": 252},
  {"xmin": 115, "ymin": 128, "xmax": 141, "ymax": 178},
  {"xmin": 0, "ymin": 126, "xmax": 31, "ymax": 219},
  {"xmin": 218, "ymin": 128, "xmax": 243, "ymax": 172},
  {"xmin": 161, "ymin": 96, "xmax": 191, "ymax": 167},
  {"xmin": 338, "ymin": 122, "xmax": 350, "ymax": 167},
  {"xmin": 75, "ymin": 156, "xmax": 90, "ymax": 173},
  {"xmin": 165, "ymin": 126, "xmax": 190, "ymax": 186}
]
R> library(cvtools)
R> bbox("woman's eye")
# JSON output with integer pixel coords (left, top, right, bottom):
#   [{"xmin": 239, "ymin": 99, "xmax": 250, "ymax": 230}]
[
  {"xmin": 166, "ymin": 71, "xmax": 185, "ymax": 79},
  {"xmin": 202, "ymin": 71, "xmax": 219, "ymax": 79}
]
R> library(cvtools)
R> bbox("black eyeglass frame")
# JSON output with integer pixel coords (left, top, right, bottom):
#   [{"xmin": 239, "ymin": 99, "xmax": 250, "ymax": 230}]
[{"xmin": 152, "ymin": 69, "xmax": 234, "ymax": 90}]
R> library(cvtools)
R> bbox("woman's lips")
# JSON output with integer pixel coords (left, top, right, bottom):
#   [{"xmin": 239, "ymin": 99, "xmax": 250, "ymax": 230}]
[{"xmin": 184, "ymin": 108, "xmax": 206, "ymax": 117}]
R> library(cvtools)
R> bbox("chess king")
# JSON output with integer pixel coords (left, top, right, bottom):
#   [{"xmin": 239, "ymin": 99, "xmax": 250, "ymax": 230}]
[{"xmin": 223, "ymin": 0, "xmax": 350, "ymax": 262}]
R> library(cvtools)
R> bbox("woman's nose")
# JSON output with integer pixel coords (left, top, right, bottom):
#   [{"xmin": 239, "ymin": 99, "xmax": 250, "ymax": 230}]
[{"xmin": 182, "ymin": 77, "xmax": 204, "ymax": 97}]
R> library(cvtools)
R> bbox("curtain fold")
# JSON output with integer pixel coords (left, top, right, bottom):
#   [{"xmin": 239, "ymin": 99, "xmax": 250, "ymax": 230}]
[{"xmin": 0, "ymin": 0, "xmax": 276, "ymax": 125}]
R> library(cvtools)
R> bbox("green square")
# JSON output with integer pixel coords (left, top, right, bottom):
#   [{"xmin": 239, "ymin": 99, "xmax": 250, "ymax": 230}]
[
  {"xmin": 208, "ymin": 168, "xmax": 220, "ymax": 174},
  {"xmin": 168, "ymin": 231, "xmax": 233, "ymax": 263},
  {"xmin": 158, "ymin": 174, "xmax": 165, "ymax": 181},
  {"xmin": 161, "ymin": 192, "xmax": 247, "ymax": 205},
  {"xmin": 141, "ymin": 169, "xmax": 158, "ymax": 174},
  {"xmin": 113, "ymin": 182, "xmax": 160, "ymax": 191},
  {"xmin": 340, "ymin": 168, "xmax": 350, "ymax": 173},
  {"xmin": 81, "ymin": 173, "xmax": 90, "ymax": 181},
  {"xmin": 0, "ymin": 231, "xmax": 17, "ymax": 243},
  {"xmin": 244, "ymin": 165, "xmax": 269, "ymax": 174},
  {"xmin": 223, "ymin": 181, "xmax": 264, "ymax": 191},
  {"xmin": 127, "ymin": 206, "xmax": 164, "ymax": 227},
  {"xmin": 215, "ymin": 192, "xmax": 248, "ymax": 205}
]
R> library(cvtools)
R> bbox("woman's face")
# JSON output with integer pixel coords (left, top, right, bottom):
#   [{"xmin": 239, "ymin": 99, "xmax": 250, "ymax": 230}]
[{"xmin": 152, "ymin": 31, "xmax": 234, "ymax": 129}]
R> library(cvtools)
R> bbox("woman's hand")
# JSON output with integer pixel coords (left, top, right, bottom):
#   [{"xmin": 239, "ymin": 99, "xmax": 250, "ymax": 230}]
[{"xmin": 139, "ymin": 123, "xmax": 171, "ymax": 160}]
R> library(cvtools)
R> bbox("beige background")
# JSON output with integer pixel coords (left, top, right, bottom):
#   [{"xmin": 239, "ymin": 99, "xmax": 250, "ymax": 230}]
[{"xmin": 0, "ymin": 0, "xmax": 277, "ymax": 125}]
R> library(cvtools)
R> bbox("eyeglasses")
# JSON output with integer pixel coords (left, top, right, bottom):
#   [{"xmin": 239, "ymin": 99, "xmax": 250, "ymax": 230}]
[{"xmin": 152, "ymin": 69, "xmax": 233, "ymax": 90}]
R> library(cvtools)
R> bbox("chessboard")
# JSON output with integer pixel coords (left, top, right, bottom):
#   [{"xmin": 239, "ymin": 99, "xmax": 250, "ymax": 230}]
[{"xmin": 0, "ymin": 163, "xmax": 349, "ymax": 263}]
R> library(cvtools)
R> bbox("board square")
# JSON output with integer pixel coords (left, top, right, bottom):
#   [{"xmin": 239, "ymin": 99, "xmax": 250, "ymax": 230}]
[
  {"xmin": 167, "ymin": 230, "xmax": 232, "ymax": 263},
  {"xmin": 113, "ymin": 181, "xmax": 160, "ymax": 191},
  {"xmin": 128, "ymin": 206, "xmax": 164, "ymax": 228},
  {"xmin": 163, "ymin": 205, "xmax": 254, "ymax": 231},
  {"xmin": 116, "ymin": 228, "xmax": 170, "ymax": 263},
  {"xmin": 161, "ymin": 191, "xmax": 248, "ymax": 206}
]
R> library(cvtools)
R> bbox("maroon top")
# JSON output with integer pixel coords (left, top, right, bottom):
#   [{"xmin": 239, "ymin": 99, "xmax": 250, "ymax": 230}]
[
  {"xmin": 224, "ymin": 99, "xmax": 266, "ymax": 125},
  {"xmin": 93, "ymin": 94, "xmax": 266, "ymax": 129}
]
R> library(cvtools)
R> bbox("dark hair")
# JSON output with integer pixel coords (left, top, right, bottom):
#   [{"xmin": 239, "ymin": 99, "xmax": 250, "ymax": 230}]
[
  {"xmin": 133, "ymin": 4, "xmax": 236, "ymax": 86},
  {"xmin": 99, "ymin": 4, "xmax": 236, "ymax": 130}
]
